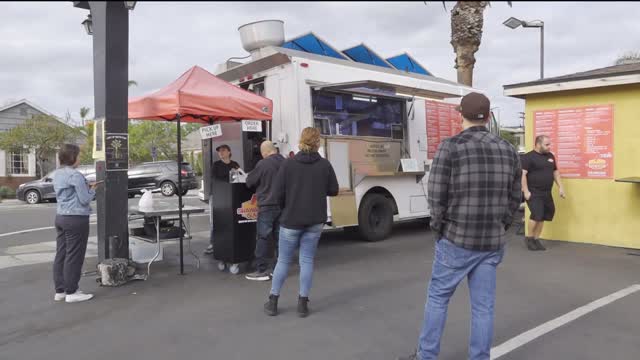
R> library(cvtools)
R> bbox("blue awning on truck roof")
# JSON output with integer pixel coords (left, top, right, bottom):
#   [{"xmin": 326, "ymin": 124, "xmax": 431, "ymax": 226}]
[
  {"xmin": 342, "ymin": 44, "xmax": 392, "ymax": 68},
  {"xmin": 282, "ymin": 33, "xmax": 348, "ymax": 60},
  {"xmin": 386, "ymin": 54, "xmax": 432, "ymax": 76}
]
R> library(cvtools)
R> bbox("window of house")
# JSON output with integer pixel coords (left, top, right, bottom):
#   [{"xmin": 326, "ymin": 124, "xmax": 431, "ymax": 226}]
[
  {"xmin": 312, "ymin": 91, "xmax": 405, "ymax": 138},
  {"xmin": 6, "ymin": 151, "xmax": 29, "ymax": 175},
  {"xmin": 20, "ymin": 107, "xmax": 28, "ymax": 116}
]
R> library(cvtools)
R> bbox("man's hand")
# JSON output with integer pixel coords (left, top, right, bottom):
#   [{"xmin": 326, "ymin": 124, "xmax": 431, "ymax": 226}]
[
  {"xmin": 524, "ymin": 191, "xmax": 532, "ymax": 201},
  {"xmin": 559, "ymin": 188, "xmax": 566, "ymax": 199}
]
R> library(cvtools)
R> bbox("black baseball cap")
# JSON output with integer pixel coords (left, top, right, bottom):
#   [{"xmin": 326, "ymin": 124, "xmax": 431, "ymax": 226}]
[
  {"xmin": 216, "ymin": 144, "xmax": 231, "ymax": 152},
  {"xmin": 456, "ymin": 92, "xmax": 490, "ymax": 121}
]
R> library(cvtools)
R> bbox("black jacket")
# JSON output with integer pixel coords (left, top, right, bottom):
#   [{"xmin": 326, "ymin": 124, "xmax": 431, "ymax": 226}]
[
  {"xmin": 213, "ymin": 160, "xmax": 239, "ymax": 182},
  {"xmin": 246, "ymin": 154, "xmax": 285, "ymax": 207},
  {"xmin": 272, "ymin": 151, "xmax": 339, "ymax": 229}
]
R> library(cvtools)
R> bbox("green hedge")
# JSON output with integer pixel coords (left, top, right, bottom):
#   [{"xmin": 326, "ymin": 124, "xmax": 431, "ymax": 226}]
[{"xmin": 0, "ymin": 186, "xmax": 16, "ymax": 199}]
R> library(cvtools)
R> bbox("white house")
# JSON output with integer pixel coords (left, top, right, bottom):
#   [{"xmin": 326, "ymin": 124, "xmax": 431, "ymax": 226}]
[{"xmin": 0, "ymin": 99, "xmax": 60, "ymax": 189}]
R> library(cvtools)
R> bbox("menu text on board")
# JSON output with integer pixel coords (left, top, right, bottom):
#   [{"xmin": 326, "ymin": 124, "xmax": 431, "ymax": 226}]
[
  {"xmin": 426, "ymin": 100, "xmax": 463, "ymax": 159},
  {"xmin": 533, "ymin": 104, "xmax": 614, "ymax": 179}
]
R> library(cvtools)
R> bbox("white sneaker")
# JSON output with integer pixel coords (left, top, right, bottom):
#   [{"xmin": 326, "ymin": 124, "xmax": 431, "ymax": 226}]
[
  {"xmin": 65, "ymin": 290, "xmax": 94, "ymax": 303},
  {"xmin": 54, "ymin": 293, "xmax": 66, "ymax": 302}
]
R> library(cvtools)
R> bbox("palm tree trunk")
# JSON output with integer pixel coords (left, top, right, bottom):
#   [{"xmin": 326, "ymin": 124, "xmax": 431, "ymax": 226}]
[{"xmin": 450, "ymin": 1, "xmax": 488, "ymax": 87}]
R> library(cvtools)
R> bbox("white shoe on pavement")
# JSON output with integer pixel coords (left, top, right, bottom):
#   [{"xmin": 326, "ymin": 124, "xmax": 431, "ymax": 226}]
[
  {"xmin": 65, "ymin": 290, "xmax": 94, "ymax": 303},
  {"xmin": 54, "ymin": 293, "xmax": 66, "ymax": 302}
]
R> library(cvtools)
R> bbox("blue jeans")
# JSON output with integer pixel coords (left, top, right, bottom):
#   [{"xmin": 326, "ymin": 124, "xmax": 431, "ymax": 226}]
[
  {"xmin": 254, "ymin": 206, "xmax": 281, "ymax": 273},
  {"xmin": 270, "ymin": 224, "xmax": 324, "ymax": 297},
  {"xmin": 417, "ymin": 238, "xmax": 505, "ymax": 360}
]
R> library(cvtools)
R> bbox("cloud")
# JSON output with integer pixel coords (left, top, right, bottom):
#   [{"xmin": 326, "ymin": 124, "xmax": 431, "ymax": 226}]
[{"xmin": 1, "ymin": 1, "xmax": 639, "ymax": 127}]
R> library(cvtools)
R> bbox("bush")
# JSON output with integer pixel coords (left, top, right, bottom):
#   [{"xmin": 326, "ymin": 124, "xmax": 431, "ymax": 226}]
[{"xmin": 0, "ymin": 186, "xmax": 16, "ymax": 199}]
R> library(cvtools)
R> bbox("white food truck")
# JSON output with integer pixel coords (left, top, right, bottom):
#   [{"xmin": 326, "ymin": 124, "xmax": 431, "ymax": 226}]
[{"xmin": 213, "ymin": 20, "xmax": 499, "ymax": 241}]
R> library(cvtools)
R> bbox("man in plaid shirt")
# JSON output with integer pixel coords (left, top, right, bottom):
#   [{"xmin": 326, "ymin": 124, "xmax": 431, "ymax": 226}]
[{"xmin": 399, "ymin": 93, "xmax": 522, "ymax": 360}]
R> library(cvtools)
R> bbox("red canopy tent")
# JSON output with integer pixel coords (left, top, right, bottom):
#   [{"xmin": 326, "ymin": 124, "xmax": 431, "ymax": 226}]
[{"xmin": 128, "ymin": 65, "xmax": 272, "ymax": 274}]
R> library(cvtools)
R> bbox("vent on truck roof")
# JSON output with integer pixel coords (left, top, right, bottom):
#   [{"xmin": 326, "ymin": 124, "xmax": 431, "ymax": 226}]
[
  {"xmin": 386, "ymin": 53, "xmax": 432, "ymax": 76},
  {"xmin": 342, "ymin": 44, "xmax": 392, "ymax": 68},
  {"xmin": 282, "ymin": 32, "xmax": 349, "ymax": 60}
]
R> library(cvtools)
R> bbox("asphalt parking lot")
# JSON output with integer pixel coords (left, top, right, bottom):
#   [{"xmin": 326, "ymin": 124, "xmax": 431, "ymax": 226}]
[{"xmin": 0, "ymin": 208, "xmax": 639, "ymax": 360}]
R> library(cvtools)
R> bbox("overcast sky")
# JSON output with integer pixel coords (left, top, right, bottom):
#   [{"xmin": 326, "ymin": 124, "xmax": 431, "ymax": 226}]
[{"xmin": 2, "ymin": 1, "xmax": 639, "ymax": 127}]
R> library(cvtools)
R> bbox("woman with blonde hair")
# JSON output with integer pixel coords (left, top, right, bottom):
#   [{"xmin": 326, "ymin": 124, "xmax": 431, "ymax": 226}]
[{"xmin": 264, "ymin": 127, "xmax": 339, "ymax": 317}]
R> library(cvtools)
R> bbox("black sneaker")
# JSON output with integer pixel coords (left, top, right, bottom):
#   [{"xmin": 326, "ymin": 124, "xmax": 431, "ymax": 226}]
[
  {"xmin": 246, "ymin": 271, "xmax": 271, "ymax": 281},
  {"xmin": 297, "ymin": 296, "xmax": 310, "ymax": 318},
  {"xmin": 264, "ymin": 294, "xmax": 278, "ymax": 316},
  {"xmin": 534, "ymin": 238, "xmax": 547, "ymax": 251},
  {"xmin": 525, "ymin": 237, "xmax": 537, "ymax": 251}
]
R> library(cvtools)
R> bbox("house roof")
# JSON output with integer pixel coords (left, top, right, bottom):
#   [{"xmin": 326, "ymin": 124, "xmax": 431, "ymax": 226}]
[
  {"xmin": 0, "ymin": 98, "xmax": 56, "ymax": 117},
  {"xmin": 504, "ymin": 63, "xmax": 640, "ymax": 98}
]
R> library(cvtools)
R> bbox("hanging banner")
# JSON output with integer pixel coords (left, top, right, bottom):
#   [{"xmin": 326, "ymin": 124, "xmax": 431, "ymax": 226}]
[
  {"xmin": 200, "ymin": 124, "xmax": 222, "ymax": 139},
  {"xmin": 533, "ymin": 104, "xmax": 614, "ymax": 179},
  {"xmin": 425, "ymin": 100, "xmax": 462, "ymax": 159},
  {"xmin": 242, "ymin": 120, "xmax": 262, "ymax": 132},
  {"xmin": 92, "ymin": 117, "xmax": 105, "ymax": 160}
]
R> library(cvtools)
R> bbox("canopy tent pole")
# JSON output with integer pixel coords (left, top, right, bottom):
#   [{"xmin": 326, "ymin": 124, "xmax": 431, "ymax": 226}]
[{"xmin": 177, "ymin": 114, "xmax": 184, "ymax": 275}]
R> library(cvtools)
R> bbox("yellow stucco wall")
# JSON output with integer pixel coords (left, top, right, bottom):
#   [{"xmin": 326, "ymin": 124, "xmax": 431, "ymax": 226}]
[{"xmin": 523, "ymin": 84, "xmax": 640, "ymax": 249}]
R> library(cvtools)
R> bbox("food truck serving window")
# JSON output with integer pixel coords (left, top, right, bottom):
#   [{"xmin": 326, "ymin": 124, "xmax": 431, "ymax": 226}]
[{"xmin": 312, "ymin": 90, "xmax": 404, "ymax": 138}]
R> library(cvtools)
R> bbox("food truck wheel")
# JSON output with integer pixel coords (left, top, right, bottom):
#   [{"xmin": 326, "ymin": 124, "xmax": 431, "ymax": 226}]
[
  {"xmin": 217, "ymin": 262, "xmax": 227, "ymax": 272},
  {"xmin": 229, "ymin": 264, "xmax": 241, "ymax": 275},
  {"xmin": 358, "ymin": 194, "xmax": 394, "ymax": 242}
]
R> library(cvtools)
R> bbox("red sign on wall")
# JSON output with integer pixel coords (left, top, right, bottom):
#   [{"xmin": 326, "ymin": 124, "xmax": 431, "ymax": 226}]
[
  {"xmin": 533, "ymin": 105, "xmax": 614, "ymax": 179},
  {"xmin": 426, "ymin": 100, "xmax": 462, "ymax": 159}
]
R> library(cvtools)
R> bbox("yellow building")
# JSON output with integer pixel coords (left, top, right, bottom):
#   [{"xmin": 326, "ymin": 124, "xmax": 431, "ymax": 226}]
[{"xmin": 504, "ymin": 63, "xmax": 640, "ymax": 249}]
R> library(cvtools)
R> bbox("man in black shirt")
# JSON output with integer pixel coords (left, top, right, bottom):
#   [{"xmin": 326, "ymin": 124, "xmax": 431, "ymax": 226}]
[
  {"xmin": 521, "ymin": 135, "xmax": 566, "ymax": 251},
  {"xmin": 245, "ymin": 141, "xmax": 284, "ymax": 281},
  {"xmin": 204, "ymin": 144, "xmax": 240, "ymax": 255}
]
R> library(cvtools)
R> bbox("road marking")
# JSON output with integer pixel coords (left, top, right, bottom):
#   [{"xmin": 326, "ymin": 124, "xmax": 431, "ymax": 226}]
[
  {"xmin": 0, "ymin": 222, "xmax": 97, "ymax": 238},
  {"xmin": 490, "ymin": 284, "xmax": 640, "ymax": 359},
  {"xmin": 0, "ymin": 210, "xmax": 208, "ymax": 238},
  {"xmin": 0, "ymin": 226, "xmax": 58, "ymax": 238}
]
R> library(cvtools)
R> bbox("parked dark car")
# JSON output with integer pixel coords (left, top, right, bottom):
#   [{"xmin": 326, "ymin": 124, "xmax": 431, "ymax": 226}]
[
  {"xmin": 127, "ymin": 161, "xmax": 197, "ymax": 197},
  {"xmin": 16, "ymin": 162, "xmax": 196, "ymax": 204},
  {"xmin": 16, "ymin": 171, "xmax": 59, "ymax": 204}
]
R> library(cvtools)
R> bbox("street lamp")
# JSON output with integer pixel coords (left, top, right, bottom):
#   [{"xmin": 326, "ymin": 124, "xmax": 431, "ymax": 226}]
[
  {"xmin": 503, "ymin": 16, "xmax": 545, "ymax": 79},
  {"xmin": 82, "ymin": 14, "xmax": 93, "ymax": 35},
  {"xmin": 81, "ymin": 2, "xmax": 135, "ymax": 36}
]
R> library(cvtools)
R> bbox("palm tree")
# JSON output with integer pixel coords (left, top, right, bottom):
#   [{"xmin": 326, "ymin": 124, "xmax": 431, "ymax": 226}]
[
  {"xmin": 428, "ymin": 2, "xmax": 511, "ymax": 87},
  {"xmin": 79, "ymin": 107, "xmax": 91, "ymax": 126},
  {"xmin": 128, "ymin": 80, "xmax": 138, "ymax": 88},
  {"xmin": 449, "ymin": 2, "xmax": 490, "ymax": 86}
]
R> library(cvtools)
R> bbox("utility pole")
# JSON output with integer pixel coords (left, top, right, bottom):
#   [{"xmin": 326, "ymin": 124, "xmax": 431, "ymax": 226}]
[{"xmin": 73, "ymin": 1, "xmax": 133, "ymax": 260}]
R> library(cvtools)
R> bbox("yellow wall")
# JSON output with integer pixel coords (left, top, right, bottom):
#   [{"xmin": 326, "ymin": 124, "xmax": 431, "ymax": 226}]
[{"xmin": 524, "ymin": 84, "xmax": 640, "ymax": 249}]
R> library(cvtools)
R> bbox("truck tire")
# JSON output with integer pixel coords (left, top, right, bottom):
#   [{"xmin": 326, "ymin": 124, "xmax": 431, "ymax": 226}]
[{"xmin": 358, "ymin": 194, "xmax": 394, "ymax": 242}]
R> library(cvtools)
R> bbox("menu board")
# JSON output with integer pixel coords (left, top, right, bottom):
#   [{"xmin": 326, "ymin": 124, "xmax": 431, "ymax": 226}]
[
  {"xmin": 426, "ymin": 100, "xmax": 463, "ymax": 159},
  {"xmin": 533, "ymin": 105, "xmax": 614, "ymax": 179}
]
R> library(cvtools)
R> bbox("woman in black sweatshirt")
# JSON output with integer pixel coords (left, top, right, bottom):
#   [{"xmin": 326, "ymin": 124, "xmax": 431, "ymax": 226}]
[{"xmin": 264, "ymin": 127, "xmax": 339, "ymax": 317}]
